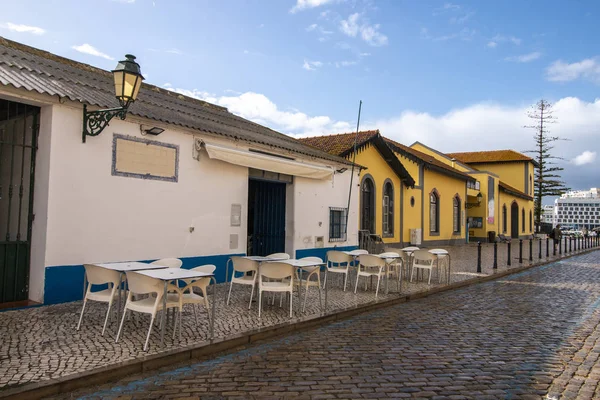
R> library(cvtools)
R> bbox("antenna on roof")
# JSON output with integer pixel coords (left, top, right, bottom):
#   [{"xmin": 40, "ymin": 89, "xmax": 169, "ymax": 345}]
[{"xmin": 344, "ymin": 100, "xmax": 362, "ymax": 238}]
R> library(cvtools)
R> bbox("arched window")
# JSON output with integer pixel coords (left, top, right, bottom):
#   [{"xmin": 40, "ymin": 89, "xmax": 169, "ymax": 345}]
[
  {"xmin": 522, "ymin": 207, "xmax": 525, "ymax": 232},
  {"xmin": 382, "ymin": 181, "xmax": 394, "ymax": 237},
  {"xmin": 529, "ymin": 210, "xmax": 533, "ymax": 232},
  {"xmin": 502, "ymin": 204, "xmax": 507, "ymax": 233},
  {"xmin": 361, "ymin": 176, "xmax": 375, "ymax": 233},
  {"xmin": 430, "ymin": 190, "xmax": 439, "ymax": 233},
  {"xmin": 453, "ymin": 195, "xmax": 461, "ymax": 233}
]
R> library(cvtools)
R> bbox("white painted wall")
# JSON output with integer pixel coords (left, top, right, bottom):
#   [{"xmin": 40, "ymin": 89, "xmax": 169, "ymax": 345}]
[
  {"xmin": 291, "ymin": 171, "xmax": 359, "ymax": 252},
  {"xmin": 44, "ymin": 105, "xmax": 249, "ymax": 267}
]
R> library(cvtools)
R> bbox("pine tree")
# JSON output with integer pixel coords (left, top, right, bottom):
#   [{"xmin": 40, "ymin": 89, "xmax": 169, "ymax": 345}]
[{"xmin": 524, "ymin": 100, "xmax": 570, "ymax": 232}]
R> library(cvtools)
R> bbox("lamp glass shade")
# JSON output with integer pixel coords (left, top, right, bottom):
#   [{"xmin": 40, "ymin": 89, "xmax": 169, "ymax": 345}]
[{"xmin": 112, "ymin": 54, "xmax": 144, "ymax": 108}]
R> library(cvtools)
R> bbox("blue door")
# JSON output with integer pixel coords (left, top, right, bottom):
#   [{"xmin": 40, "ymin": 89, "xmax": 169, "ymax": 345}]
[{"xmin": 247, "ymin": 179, "xmax": 286, "ymax": 256}]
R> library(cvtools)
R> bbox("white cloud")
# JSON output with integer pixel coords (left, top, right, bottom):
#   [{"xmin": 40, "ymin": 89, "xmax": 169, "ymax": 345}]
[
  {"xmin": 334, "ymin": 60, "xmax": 357, "ymax": 67},
  {"xmin": 306, "ymin": 23, "xmax": 333, "ymax": 35},
  {"xmin": 302, "ymin": 60, "xmax": 323, "ymax": 71},
  {"xmin": 163, "ymin": 86, "xmax": 351, "ymax": 136},
  {"xmin": 0, "ymin": 22, "xmax": 45, "ymax": 35},
  {"xmin": 72, "ymin": 44, "xmax": 114, "ymax": 60},
  {"xmin": 546, "ymin": 58, "xmax": 600, "ymax": 83},
  {"xmin": 166, "ymin": 48, "xmax": 183, "ymax": 55},
  {"xmin": 259, "ymin": 23, "xmax": 265, "ymax": 28},
  {"xmin": 306, "ymin": 23, "xmax": 319, "ymax": 32},
  {"xmin": 572, "ymin": 151, "xmax": 597, "ymax": 166},
  {"xmin": 339, "ymin": 13, "xmax": 388, "ymax": 47},
  {"xmin": 450, "ymin": 11, "xmax": 475, "ymax": 24},
  {"xmin": 490, "ymin": 34, "xmax": 521, "ymax": 46},
  {"xmin": 487, "ymin": 41, "xmax": 497, "ymax": 48},
  {"xmin": 505, "ymin": 52, "xmax": 542, "ymax": 63},
  {"xmin": 290, "ymin": 0, "xmax": 336, "ymax": 13}
]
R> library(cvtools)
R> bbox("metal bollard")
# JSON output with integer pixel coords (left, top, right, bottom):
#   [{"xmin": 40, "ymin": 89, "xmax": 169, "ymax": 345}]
[
  {"xmin": 539, "ymin": 238, "xmax": 542, "ymax": 259},
  {"xmin": 477, "ymin": 241, "xmax": 482, "ymax": 273},
  {"xmin": 529, "ymin": 238, "xmax": 533, "ymax": 261},
  {"xmin": 493, "ymin": 241, "xmax": 498, "ymax": 269},
  {"xmin": 565, "ymin": 237, "xmax": 568, "ymax": 254},
  {"xmin": 507, "ymin": 241, "xmax": 511, "ymax": 266},
  {"xmin": 546, "ymin": 237, "xmax": 549, "ymax": 257},
  {"xmin": 519, "ymin": 239, "xmax": 523, "ymax": 263},
  {"xmin": 569, "ymin": 238, "xmax": 572, "ymax": 252},
  {"xmin": 559, "ymin": 237, "xmax": 562, "ymax": 255}
]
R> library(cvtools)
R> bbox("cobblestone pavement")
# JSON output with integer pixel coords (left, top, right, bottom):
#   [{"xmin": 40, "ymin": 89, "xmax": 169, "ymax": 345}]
[
  {"xmin": 50, "ymin": 250, "xmax": 600, "ymax": 400},
  {"xmin": 0, "ymin": 240, "xmax": 590, "ymax": 392}
]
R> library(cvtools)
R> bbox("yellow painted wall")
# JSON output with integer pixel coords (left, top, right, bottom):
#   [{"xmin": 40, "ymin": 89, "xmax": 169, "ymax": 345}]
[
  {"xmin": 422, "ymin": 169, "xmax": 467, "ymax": 242},
  {"xmin": 354, "ymin": 144, "xmax": 402, "ymax": 243},
  {"xmin": 465, "ymin": 172, "xmax": 500, "ymax": 241},
  {"xmin": 468, "ymin": 162, "xmax": 531, "ymax": 194},
  {"xmin": 497, "ymin": 192, "xmax": 534, "ymax": 237},
  {"xmin": 396, "ymin": 153, "xmax": 422, "ymax": 244}
]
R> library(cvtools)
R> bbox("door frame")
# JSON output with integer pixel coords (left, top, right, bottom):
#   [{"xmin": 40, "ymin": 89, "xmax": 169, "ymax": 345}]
[{"xmin": 510, "ymin": 201, "xmax": 519, "ymax": 239}]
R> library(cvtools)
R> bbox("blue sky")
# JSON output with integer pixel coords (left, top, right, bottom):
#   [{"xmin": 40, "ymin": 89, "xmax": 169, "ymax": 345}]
[{"xmin": 1, "ymin": 0, "xmax": 599, "ymax": 195}]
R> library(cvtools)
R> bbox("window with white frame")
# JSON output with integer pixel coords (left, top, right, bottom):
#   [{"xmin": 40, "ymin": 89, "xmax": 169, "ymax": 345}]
[
  {"xmin": 453, "ymin": 195, "xmax": 461, "ymax": 233},
  {"xmin": 430, "ymin": 190, "xmax": 439, "ymax": 233},
  {"xmin": 382, "ymin": 181, "xmax": 394, "ymax": 237},
  {"xmin": 329, "ymin": 207, "xmax": 347, "ymax": 242}
]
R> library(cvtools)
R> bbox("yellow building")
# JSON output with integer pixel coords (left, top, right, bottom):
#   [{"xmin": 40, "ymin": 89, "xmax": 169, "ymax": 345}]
[
  {"xmin": 300, "ymin": 130, "xmax": 474, "ymax": 246},
  {"xmin": 411, "ymin": 143, "xmax": 536, "ymax": 241}
]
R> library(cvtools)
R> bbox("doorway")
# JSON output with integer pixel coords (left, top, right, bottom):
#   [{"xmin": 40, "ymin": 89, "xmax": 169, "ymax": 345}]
[
  {"xmin": 511, "ymin": 202, "xmax": 519, "ymax": 239},
  {"xmin": 247, "ymin": 179, "xmax": 286, "ymax": 256},
  {"xmin": 361, "ymin": 177, "xmax": 375, "ymax": 233},
  {"xmin": 0, "ymin": 100, "xmax": 39, "ymax": 303}
]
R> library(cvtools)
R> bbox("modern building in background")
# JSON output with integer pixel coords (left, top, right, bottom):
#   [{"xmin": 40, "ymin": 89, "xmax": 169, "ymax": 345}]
[
  {"xmin": 554, "ymin": 188, "xmax": 600, "ymax": 230},
  {"xmin": 541, "ymin": 205, "xmax": 557, "ymax": 226}
]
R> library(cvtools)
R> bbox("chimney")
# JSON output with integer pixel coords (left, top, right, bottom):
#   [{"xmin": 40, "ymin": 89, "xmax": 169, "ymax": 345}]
[{"xmin": 451, "ymin": 158, "xmax": 456, "ymax": 168}]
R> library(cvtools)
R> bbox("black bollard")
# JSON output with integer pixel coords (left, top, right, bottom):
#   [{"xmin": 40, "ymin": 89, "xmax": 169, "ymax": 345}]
[
  {"xmin": 519, "ymin": 239, "xmax": 523, "ymax": 263},
  {"xmin": 529, "ymin": 238, "xmax": 533, "ymax": 261},
  {"xmin": 546, "ymin": 237, "xmax": 550, "ymax": 257},
  {"xmin": 477, "ymin": 241, "xmax": 482, "ymax": 273},
  {"xmin": 507, "ymin": 241, "xmax": 512, "ymax": 266},
  {"xmin": 565, "ymin": 237, "xmax": 568, "ymax": 254},
  {"xmin": 539, "ymin": 238, "xmax": 542, "ymax": 259},
  {"xmin": 559, "ymin": 237, "xmax": 562, "ymax": 255},
  {"xmin": 493, "ymin": 241, "xmax": 498, "ymax": 269},
  {"xmin": 569, "ymin": 237, "xmax": 572, "ymax": 252}
]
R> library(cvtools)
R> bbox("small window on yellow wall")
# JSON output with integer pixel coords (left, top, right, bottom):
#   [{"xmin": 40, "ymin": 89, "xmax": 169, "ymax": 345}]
[
  {"xmin": 112, "ymin": 134, "xmax": 179, "ymax": 182},
  {"xmin": 453, "ymin": 195, "xmax": 460, "ymax": 233}
]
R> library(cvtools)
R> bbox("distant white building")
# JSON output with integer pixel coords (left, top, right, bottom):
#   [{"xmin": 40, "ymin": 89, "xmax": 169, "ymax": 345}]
[
  {"xmin": 541, "ymin": 205, "xmax": 556, "ymax": 226},
  {"xmin": 554, "ymin": 188, "xmax": 600, "ymax": 229}
]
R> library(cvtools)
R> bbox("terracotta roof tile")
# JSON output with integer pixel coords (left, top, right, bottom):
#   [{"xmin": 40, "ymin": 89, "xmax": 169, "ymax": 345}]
[
  {"xmin": 447, "ymin": 150, "xmax": 536, "ymax": 165},
  {"xmin": 499, "ymin": 180, "xmax": 533, "ymax": 201}
]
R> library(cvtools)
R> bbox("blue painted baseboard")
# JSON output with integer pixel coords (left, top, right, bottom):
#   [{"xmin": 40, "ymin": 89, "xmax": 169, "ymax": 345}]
[
  {"xmin": 295, "ymin": 245, "xmax": 357, "ymax": 262},
  {"xmin": 43, "ymin": 253, "xmax": 244, "ymax": 305}
]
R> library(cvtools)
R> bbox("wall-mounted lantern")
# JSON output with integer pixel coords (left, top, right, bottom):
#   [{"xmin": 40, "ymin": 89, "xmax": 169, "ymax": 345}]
[
  {"xmin": 466, "ymin": 192, "xmax": 483, "ymax": 209},
  {"xmin": 82, "ymin": 54, "xmax": 144, "ymax": 143}
]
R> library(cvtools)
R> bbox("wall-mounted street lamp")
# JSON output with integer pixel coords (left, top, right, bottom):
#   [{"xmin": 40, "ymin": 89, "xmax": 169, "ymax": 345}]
[
  {"xmin": 82, "ymin": 54, "xmax": 144, "ymax": 143},
  {"xmin": 140, "ymin": 125, "xmax": 165, "ymax": 136},
  {"xmin": 466, "ymin": 192, "xmax": 483, "ymax": 209}
]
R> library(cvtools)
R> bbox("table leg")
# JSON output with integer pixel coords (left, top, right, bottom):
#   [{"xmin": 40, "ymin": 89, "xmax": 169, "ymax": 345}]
[
  {"xmin": 385, "ymin": 262, "xmax": 389, "ymax": 295},
  {"xmin": 324, "ymin": 269, "xmax": 328, "ymax": 314},
  {"xmin": 161, "ymin": 281, "xmax": 167, "ymax": 346},
  {"xmin": 117, "ymin": 272, "xmax": 123, "ymax": 327},
  {"xmin": 210, "ymin": 277, "xmax": 216, "ymax": 340}
]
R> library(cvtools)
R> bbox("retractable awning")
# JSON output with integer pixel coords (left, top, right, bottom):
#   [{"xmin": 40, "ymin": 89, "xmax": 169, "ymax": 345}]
[{"xmin": 203, "ymin": 143, "xmax": 334, "ymax": 180}]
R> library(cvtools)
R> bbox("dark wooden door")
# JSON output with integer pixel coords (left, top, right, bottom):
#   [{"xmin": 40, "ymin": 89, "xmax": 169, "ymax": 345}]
[
  {"xmin": 247, "ymin": 179, "xmax": 286, "ymax": 256},
  {"xmin": 0, "ymin": 100, "xmax": 39, "ymax": 303},
  {"xmin": 511, "ymin": 202, "xmax": 519, "ymax": 239},
  {"xmin": 361, "ymin": 178, "xmax": 374, "ymax": 233}
]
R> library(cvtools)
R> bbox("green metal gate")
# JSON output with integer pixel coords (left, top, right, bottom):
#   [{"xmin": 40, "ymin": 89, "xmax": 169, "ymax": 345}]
[{"xmin": 0, "ymin": 100, "xmax": 39, "ymax": 303}]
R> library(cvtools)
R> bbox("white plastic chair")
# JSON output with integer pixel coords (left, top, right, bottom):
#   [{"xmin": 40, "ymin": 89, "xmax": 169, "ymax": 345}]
[
  {"xmin": 266, "ymin": 253, "xmax": 290, "ymax": 260},
  {"xmin": 324, "ymin": 251, "xmax": 353, "ymax": 291},
  {"xmin": 429, "ymin": 249, "xmax": 450, "ymax": 283},
  {"xmin": 354, "ymin": 254, "xmax": 386, "ymax": 297},
  {"xmin": 178, "ymin": 264, "xmax": 216, "ymax": 324},
  {"xmin": 227, "ymin": 257, "xmax": 259, "ymax": 309},
  {"xmin": 297, "ymin": 256, "xmax": 323, "ymax": 312},
  {"xmin": 410, "ymin": 250, "xmax": 436, "ymax": 284},
  {"xmin": 77, "ymin": 264, "xmax": 122, "ymax": 336},
  {"xmin": 378, "ymin": 252, "xmax": 402, "ymax": 291},
  {"xmin": 115, "ymin": 271, "xmax": 181, "ymax": 351},
  {"xmin": 151, "ymin": 258, "xmax": 183, "ymax": 268},
  {"xmin": 258, "ymin": 262, "xmax": 295, "ymax": 318}
]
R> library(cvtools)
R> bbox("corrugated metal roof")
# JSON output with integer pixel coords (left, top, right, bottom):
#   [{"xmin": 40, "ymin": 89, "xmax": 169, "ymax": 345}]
[{"xmin": 0, "ymin": 36, "xmax": 353, "ymax": 166}]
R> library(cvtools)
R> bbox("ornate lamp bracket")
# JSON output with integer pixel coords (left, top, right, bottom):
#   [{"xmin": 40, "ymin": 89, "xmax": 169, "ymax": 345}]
[{"xmin": 82, "ymin": 104, "xmax": 128, "ymax": 143}]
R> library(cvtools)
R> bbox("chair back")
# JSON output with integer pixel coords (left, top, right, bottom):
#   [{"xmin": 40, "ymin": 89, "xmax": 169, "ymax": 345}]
[
  {"xmin": 327, "ymin": 250, "xmax": 352, "ymax": 264},
  {"xmin": 358, "ymin": 254, "xmax": 386, "ymax": 268},
  {"xmin": 412, "ymin": 250, "xmax": 435, "ymax": 265},
  {"xmin": 231, "ymin": 256, "xmax": 259, "ymax": 273},
  {"xmin": 84, "ymin": 264, "xmax": 120, "ymax": 285},
  {"xmin": 260, "ymin": 263, "xmax": 294, "ymax": 281},
  {"xmin": 191, "ymin": 264, "xmax": 216, "ymax": 275},
  {"xmin": 299, "ymin": 256, "xmax": 323, "ymax": 263},
  {"xmin": 266, "ymin": 253, "xmax": 290, "ymax": 260},
  {"xmin": 151, "ymin": 258, "xmax": 183, "ymax": 269},
  {"xmin": 125, "ymin": 271, "xmax": 162, "ymax": 295}
]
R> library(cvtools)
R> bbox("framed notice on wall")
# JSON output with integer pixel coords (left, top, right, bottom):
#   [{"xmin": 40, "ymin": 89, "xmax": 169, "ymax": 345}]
[{"xmin": 467, "ymin": 216, "xmax": 483, "ymax": 229}]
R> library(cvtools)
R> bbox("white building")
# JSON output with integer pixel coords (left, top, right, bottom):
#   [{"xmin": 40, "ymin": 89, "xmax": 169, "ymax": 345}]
[
  {"xmin": 554, "ymin": 188, "xmax": 600, "ymax": 230},
  {"xmin": 541, "ymin": 204, "xmax": 556, "ymax": 226},
  {"xmin": 0, "ymin": 37, "xmax": 359, "ymax": 305}
]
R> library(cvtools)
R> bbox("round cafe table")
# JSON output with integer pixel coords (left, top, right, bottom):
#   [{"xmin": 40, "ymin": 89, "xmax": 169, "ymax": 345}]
[{"xmin": 428, "ymin": 249, "xmax": 451, "ymax": 285}]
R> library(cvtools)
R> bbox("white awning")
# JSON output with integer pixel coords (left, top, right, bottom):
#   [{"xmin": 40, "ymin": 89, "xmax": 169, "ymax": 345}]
[{"xmin": 203, "ymin": 143, "xmax": 334, "ymax": 180}]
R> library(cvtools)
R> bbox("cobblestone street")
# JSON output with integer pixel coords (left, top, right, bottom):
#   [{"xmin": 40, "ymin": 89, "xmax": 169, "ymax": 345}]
[{"xmin": 50, "ymin": 250, "xmax": 600, "ymax": 400}]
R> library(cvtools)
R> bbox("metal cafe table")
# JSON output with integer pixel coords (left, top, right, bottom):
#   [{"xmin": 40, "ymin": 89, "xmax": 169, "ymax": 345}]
[
  {"xmin": 136, "ymin": 267, "xmax": 216, "ymax": 345},
  {"xmin": 90, "ymin": 262, "xmax": 169, "ymax": 325}
]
